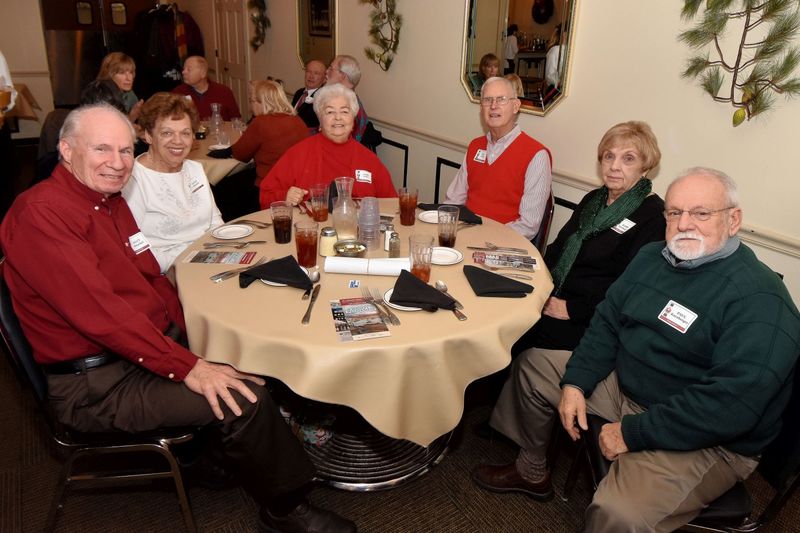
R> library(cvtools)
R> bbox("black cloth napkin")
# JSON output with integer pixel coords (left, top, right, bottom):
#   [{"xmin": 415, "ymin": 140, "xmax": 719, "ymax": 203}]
[
  {"xmin": 463, "ymin": 265, "xmax": 533, "ymax": 298},
  {"xmin": 390, "ymin": 270, "xmax": 456, "ymax": 312},
  {"xmin": 207, "ymin": 146, "xmax": 233, "ymax": 159},
  {"xmin": 239, "ymin": 256, "xmax": 313, "ymax": 290},
  {"xmin": 416, "ymin": 203, "xmax": 483, "ymax": 225}
]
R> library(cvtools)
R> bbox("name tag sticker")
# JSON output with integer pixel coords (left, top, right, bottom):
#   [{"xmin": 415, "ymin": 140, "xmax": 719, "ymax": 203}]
[
  {"xmin": 348, "ymin": 279, "xmax": 360, "ymax": 288},
  {"xmin": 187, "ymin": 176, "xmax": 204, "ymax": 193},
  {"xmin": 611, "ymin": 218, "xmax": 636, "ymax": 234},
  {"xmin": 658, "ymin": 300, "xmax": 698, "ymax": 333},
  {"xmin": 128, "ymin": 232, "xmax": 152, "ymax": 255},
  {"xmin": 474, "ymin": 149, "xmax": 487, "ymax": 163},
  {"xmin": 355, "ymin": 169, "xmax": 372, "ymax": 183}
]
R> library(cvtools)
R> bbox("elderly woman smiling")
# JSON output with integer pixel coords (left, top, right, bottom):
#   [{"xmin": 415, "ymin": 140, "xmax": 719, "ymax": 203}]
[
  {"xmin": 122, "ymin": 92, "xmax": 223, "ymax": 273},
  {"xmin": 258, "ymin": 84, "xmax": 397, "ymax": 208}
]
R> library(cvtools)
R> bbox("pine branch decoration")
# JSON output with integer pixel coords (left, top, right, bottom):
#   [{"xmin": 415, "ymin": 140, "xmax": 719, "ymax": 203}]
[
  {"xmin": 359, "ymin": 0, "xmax": 402, "ymax": 71},
  {"xmin": 679, "ymin": 0, "xmax": 800, "ymax": 126},
  {"xmin": 248, "ymin": 0, "xmax": 270, "ymax": 52}
]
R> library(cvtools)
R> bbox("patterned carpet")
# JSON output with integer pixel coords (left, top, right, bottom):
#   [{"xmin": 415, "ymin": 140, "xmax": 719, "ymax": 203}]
[{"xmin": 1, "ymin": 351, "xmax": 798, "ymax": 533}]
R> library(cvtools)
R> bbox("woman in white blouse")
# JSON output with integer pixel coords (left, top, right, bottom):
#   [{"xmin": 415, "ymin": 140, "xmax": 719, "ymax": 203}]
[{"xmin": 123, "ymin": 92, "xmax": 223, "ymax": 273}]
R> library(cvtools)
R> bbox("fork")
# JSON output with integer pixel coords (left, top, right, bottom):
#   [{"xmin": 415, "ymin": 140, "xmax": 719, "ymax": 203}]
[
  {"xmin": 209, "ymin": 257, "xmax": 269, "ymax": 282},
  {"xmin": 204, "ymin": 240, "xmax": 266, "ymax": 249},
  {"xmin": 371, "ymin": 288, "xmax": 402, "ymax": 326},
  {"xmin": 361, "ymin": 286, "xmax": 389, "ymax": 325},
  {"xmin": 232, "ymin": 219, "xmax": 271, "ymax": 229}
]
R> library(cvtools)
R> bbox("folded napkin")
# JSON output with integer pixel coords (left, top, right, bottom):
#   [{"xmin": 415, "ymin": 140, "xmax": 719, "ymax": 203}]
[
  {"xmin": 239, "ymin": 255, "xmax": 313, "ymax": 290},
  {"xmin": 463, "ymin": 265, "xmax": 533, "ymax": 298},
  {"xmin": 324, "ymin": 257, "xmax": 410, "ymax": 276},
  {"xmin": 416, "ymin": 203, "xmax": 483, "ymax": 225},
  {"xmin": 389, "ymin": 270, "xmax": 456, "ymax": 311},
  {"xmin": 207, "ymin": 146, "xmax": 233, "ymax": 159}
]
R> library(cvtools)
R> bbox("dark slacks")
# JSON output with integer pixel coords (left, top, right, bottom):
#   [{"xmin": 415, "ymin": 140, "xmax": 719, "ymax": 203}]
[{"xmin": 46, "ymin": 359, "xmax": 315, "ymax": 506}]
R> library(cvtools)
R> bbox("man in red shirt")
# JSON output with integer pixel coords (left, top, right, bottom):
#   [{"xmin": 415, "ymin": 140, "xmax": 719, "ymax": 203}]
[
  {"xmin": 172, "ymin": 56, "xmax": 241, "ymax": 120},
  {"xmin": 444, "ymin": 77, "xmax": 552, "ymax": 241},
  {"xmin": 0, "ymin": 103, "xmax": 354, "ymax": 533}
]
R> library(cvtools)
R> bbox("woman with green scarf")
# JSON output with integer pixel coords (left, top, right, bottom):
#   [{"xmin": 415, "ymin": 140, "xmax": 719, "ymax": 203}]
[{"xmin": 511, "ymin": 121, "xmax": 666, "ymax": 355}]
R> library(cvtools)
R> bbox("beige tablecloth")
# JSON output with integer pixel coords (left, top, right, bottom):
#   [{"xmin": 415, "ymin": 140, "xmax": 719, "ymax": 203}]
[
  {"xmin": 175, "ymin": 200, "xmax": 553, "ymax": 446},
  {"xmin": 188, "ymin": 121, "xmax": 248, "ymax": 185}
]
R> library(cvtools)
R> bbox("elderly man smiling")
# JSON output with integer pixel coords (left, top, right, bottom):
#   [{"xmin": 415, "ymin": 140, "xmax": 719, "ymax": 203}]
[
  {"xmin": 172, "ymin": 55, "xmax": 241, "ymax": 121},
  {"xmin": 474, "ymin": 168, "xmax": 800, "ymax": 533},
  {"xmin": 445, "ymin": 76, "xmax": 552, "ymax": 241}
]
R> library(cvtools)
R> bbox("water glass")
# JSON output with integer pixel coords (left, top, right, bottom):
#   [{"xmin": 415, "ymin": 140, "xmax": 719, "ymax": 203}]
[
  {"xmin": 408, "ymin": 234, "xmax": 434, "ymax": 283},
  {"xmin": 309, "ymin": 183, "xmax": 330, "ymax": 222}
]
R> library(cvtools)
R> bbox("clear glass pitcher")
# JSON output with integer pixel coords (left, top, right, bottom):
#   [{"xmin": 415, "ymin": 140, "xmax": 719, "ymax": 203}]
[
  {"xmin": 209, "ymin": 103, "xmax": 223, "ymax": 135},
  {"xmin": 332, "ymin": 177, "xmax": 358, "ymax": 241}
]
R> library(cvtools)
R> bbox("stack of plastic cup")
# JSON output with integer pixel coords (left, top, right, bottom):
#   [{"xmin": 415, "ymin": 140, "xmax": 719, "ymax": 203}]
[{"xmin": 357, "ymin": 197, "xmax": 381, "ymax": 251}]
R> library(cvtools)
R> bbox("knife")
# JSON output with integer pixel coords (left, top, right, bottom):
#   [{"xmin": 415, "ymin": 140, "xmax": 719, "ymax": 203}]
[
  {"xmin": 466, "ymin": 246, "xmax": 529, "ymax": 254},
  {"xmin": 301, "ymin": 285, "xmax": 321, "ymax": 324},
  {"xmin": 204, "ymin": 240, "xmax": 266, "ymax": 247}
]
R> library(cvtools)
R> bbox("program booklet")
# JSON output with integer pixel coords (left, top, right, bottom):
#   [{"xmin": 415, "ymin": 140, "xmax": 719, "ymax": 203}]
[
  {"xmin": 183, "ymin": 250, "xmax": 257, "ymax": 264},
  {"xmin": 471, "ymin": 251, "xmax": 539, "ymax": 271},
  {"xmin": 330, "ymin": 297, "xmax": 391, "ymax": 342}
]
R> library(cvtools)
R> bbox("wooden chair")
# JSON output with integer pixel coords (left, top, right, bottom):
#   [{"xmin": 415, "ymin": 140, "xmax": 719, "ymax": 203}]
[{"xmin": 0, "ymin": 259, "xmax": 198, "ymax": 532}]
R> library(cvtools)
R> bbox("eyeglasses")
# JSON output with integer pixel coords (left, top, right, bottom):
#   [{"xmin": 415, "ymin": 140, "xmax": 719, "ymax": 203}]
[
  {"xmin": 663, "ymin": 207, "xmax": 735, "ymax": 221},
  {"xmin": 480, "ymin": 96, "xmax": 517, "ymax": 107}
]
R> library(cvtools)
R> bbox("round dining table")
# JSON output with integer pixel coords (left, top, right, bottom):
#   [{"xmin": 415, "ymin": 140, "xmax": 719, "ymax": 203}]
[
  {"xmin": 175, "ymin": 199, "xmax": 553, "ymax": 488},
  {"xmin": 188, "ymin": 120, "xmax": 248, "ymax": 185}
]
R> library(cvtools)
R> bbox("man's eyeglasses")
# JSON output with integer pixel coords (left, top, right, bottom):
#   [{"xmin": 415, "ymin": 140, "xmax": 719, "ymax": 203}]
[
  {"xmin": 663, "ymin": 207, "xmax": 735, "ymax": 221},
  {"xmin": 480, "ymin": 96, "xmax": 517, "ymax": 107}
]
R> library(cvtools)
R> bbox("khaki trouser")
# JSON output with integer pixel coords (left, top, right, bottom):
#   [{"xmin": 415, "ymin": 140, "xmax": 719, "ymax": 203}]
[{"xmin": 490, "ymin": 348, "xmax": 758, "ymax": 533}]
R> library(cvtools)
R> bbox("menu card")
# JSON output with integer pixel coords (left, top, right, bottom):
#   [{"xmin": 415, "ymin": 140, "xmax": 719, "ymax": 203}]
[
  {"xmin": 184, "ymin": 250, "xmax": 257, "ymax": 264},
  {"xmin": 471, "ymin": 251, "xmax": 538, "ymax": 271},
  {"xmin": 330, "ymin": 298, "xmax": 391, "ymax": 342}
]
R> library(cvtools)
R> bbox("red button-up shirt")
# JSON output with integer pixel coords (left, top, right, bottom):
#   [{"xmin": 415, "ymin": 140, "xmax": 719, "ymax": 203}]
[{"xmin": 0, "ymin": 165, "xmax": 197, "ymax": 381}]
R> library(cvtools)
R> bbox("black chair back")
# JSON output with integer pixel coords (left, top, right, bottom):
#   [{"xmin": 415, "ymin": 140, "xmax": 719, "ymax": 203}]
[
  {"xmin": 531, "ymin": 191, "xmax": 554, "ymax": 254},
  {"xmin": 0, "ymin": 259, "xmax": 49, "ymax": 405}
]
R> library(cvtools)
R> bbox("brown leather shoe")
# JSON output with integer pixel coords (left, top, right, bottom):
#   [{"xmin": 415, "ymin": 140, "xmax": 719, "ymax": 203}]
[
  {"xmin": 472, "ymin": 462, "xmax": 553, "ymax": 501},
  {"xmin": 259, "ymin": 501, "xmax": 357, "ymax": 533}
]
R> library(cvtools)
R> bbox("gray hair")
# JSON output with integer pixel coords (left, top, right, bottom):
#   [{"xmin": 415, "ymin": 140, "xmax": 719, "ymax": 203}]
[
  {"xmin": 481, "ymin": 76, "xmax": 516, "ymax": 98},
  {"xmin": 312, "ymin": 83, "xmax": 359, "ymax": 117},
  {"xmin": 59, "ymin": 103, "xmax": 136, "ymax": 157},
  {"xmin": 670, "ymin": 167, "xmax": 739, "ymax": 207},
  {"xmin": 335, "ymin": 55, "xmax": 361, "ymax": 87}
]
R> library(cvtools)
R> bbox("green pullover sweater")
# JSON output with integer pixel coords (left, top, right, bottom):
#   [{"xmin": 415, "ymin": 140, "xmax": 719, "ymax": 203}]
[{"xmin": 562, "ymin": 242, "xmax": 800, "ymax": 456}]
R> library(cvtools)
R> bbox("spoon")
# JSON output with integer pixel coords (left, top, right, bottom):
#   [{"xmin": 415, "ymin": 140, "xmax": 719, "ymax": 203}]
[
  {"xmin": 434, "ymin": 280, "xmax": 467, "ymax": 321},
  {"xmin": 301, "ymin": 269, "xmax": 321, "ymax": 300}
]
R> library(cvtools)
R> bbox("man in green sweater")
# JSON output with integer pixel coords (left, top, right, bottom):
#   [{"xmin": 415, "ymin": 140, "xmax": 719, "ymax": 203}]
[{"xmin": 473, "ymin": 168, "xmax": 800, "ymax": 532}]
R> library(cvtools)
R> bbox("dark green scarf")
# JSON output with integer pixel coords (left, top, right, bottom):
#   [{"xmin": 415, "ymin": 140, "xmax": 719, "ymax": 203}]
[{"xmin": 550, "ymin": 178, "xmax": 652, "ymax": 295}]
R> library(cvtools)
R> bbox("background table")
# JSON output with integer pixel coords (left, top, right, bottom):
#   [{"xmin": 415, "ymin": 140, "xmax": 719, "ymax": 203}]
[
  {"xmin": 188, "ymin": 121, "xmax": 247, "ymax": 185},
  {"xmin": 176, "ymin": 199, "xmax": 553, "ymax": 445}
]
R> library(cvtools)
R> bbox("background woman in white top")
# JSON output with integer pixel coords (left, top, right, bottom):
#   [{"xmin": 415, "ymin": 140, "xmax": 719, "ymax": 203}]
[
  {"xmin": 123, "ymin": 92, "xmax": 223, "ymax": 273},
  {"xmin": 504, "ymin": 24, "xmax": 519, "ymax": 75}
]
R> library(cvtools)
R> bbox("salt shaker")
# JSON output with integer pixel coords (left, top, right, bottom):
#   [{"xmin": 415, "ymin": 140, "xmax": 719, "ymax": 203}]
[
  {"xmin": 388, "ymin": 232, "xmax": 401, "ymax": 258},
  {"xmin": 319, "ymin": 227, "xmax": 338, "ymax": 257},
  {"xmin": 383, "ymin": 223, "xmax": 396, "ymax": 251}
]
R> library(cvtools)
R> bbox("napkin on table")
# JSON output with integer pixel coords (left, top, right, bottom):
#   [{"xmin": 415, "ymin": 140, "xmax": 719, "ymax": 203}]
[
  {"xmin": 463, "ymin": 265, "xmax": 533, "ymax": 298},
  {"xmin": 239, "ymin": 255, "xmax": 313, "ymax": 290},
  {"xmin": 324, "ymin": 257, "xmax": 410, "ymax": 276},
  {"xmin": 389, "ymin": 270, "xmax": 456, "ymax": 311},
  {"xmin": 417, "ymin": 203, "xmax": 483, "ymax": 225}
]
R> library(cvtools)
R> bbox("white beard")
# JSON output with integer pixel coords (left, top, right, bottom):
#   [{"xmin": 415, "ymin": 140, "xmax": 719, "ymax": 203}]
[{"xmin": 668, "ymin": 231, "xmax": 726, "ymax": 261}]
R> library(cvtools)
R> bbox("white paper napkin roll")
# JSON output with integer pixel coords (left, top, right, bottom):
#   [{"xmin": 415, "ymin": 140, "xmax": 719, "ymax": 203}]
[{"xmin": 324, "ymin": 257, "xmax": 410, "ymax": 276}]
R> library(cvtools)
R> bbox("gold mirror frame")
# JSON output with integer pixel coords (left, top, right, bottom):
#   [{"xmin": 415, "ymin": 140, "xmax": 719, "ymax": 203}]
[
  {"xmin": 297, "ymin": 0, "xmax": 338, "ymax": 68},
  {"xmin": 461, "ymin": 0, "xmax": 578, "ymax": 116}
]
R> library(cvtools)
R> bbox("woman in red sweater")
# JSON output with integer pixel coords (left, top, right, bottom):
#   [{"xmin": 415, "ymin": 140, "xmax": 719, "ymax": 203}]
[{"xmin": 259, "ymin": 84, "xmax": 396, "ymax": 208}]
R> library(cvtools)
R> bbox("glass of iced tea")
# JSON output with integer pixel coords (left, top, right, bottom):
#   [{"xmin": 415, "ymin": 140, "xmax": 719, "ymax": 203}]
[
  {"xmin": 437, "ymin": 205, "xmax": 460, "ymax": 248},
  {"xmin": 294, "ymin": 220, "xmax": 319, "ymax": 267},
  {"xmin": 409, "ymin": 234, "xmax": 434, "ymax": 283},
  {"xmin": 309, "ymin": 183, "xmax": 329, "ymax": 222},
  {"xmin": 270, "ymin": 201, "xmax": 293, "ymax": 244},
  {"xmin": 398, "ymin": 187, "xmax": 418, "ymax": 226}
]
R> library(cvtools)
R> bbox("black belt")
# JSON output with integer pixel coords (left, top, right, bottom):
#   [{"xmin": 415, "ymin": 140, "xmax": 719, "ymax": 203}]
[
  {"xmin": 44, "ymin": 322, "xmax": 183, "ymax": 375},
  {"xmin": 44, "ymin": 353, "xmax": 119, "ymax": 375}
]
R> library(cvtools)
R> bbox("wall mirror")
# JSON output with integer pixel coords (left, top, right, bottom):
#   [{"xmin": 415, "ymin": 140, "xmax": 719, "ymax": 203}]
[
  {"xmin": 462, "ymin": 0, "xmax": 577, "ymax": 115},
  {"xmin": 297, "ymin": 0, "xmax": 337, "ymax": 67}
]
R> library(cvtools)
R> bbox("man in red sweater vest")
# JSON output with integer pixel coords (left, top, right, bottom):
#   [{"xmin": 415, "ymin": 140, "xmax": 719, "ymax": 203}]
[{"xmin": 444, "ymin": 77, "xmax": 551, "ymax": 241}]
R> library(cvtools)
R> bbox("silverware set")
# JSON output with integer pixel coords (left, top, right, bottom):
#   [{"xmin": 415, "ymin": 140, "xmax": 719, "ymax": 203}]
[
  {"xmin": 204, "ymin": 240, "xmax": 266, "ymax": 249},
  {"xmin": 467, "ymin": 242, "xmax": 529, "ymax": 254},
  {"xmin": 301, "ymin": 285, "xmax": 321, "ymax": 324},
  {"xmin": 230, "ymin": 219, "xmax": 272, "ymax": 229},
  {"xmin": 361, "ymin": 286, "xmax": 401, "ymax": 326},
  {"xmin": 209, "ymin": 257, "xmax": 269, "ymax": 283}
]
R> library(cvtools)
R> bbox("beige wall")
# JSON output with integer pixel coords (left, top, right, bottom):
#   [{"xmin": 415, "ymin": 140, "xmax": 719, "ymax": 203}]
[{"xmin": 2, "ymin": 0, "xmax": 798, "ymax": 299}]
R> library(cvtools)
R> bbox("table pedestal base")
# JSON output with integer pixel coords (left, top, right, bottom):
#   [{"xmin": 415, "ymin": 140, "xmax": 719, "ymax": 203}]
[{"xmin": 305, "ymin": 428, "xmax": 452, "ymax": 491}]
